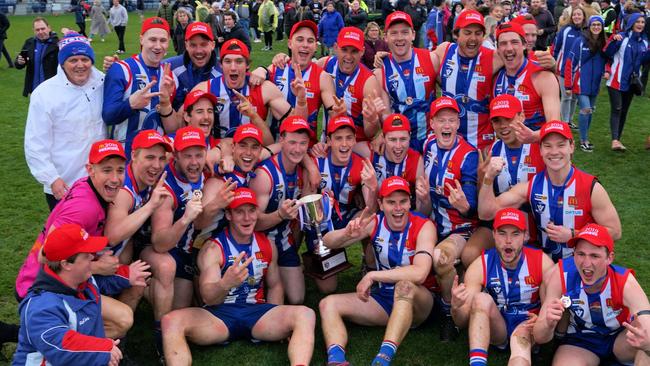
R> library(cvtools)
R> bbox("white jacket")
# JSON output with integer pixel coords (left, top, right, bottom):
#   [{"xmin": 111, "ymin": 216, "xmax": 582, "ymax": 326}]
[{"xmin": 24, "ymin": 66, "xmax": 107, "ymax": 194}]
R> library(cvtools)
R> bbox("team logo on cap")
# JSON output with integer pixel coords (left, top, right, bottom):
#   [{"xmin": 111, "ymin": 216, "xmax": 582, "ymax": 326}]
[
  {"xmin": 181, "ymin": 130, "xmax": 201, "ymax": 140},
  {"xmin": 80, "ymin": 228, "xmax": 89, "ymax": 240},
  {"xmin": 545, "ymin": 122, "xmax": 565, "ymax": 131},
  {"xmin": 235, "ymin": 190, "xmax": 253, "ymax": 200},
  {"xmin": 241, "ymin": 126, "xmax": 260, "ymax": 136},
  {"xmin": 436, "ymin": 98, "xmax": 453, "ymax": 107},
  {"xmin": 191, "ymin": 23, "xmax": 208, "ymax": 33},
  {"xmin": 98, "ymin": 142, "xmax": 121, "ymax": 153},
  {"xmin": 499, "ymin": 211, "xmax": 521, "ymax": 221},
  {"xmin": 343, "ymin": 31, "xmax": 361, "ymax": 41},
  {"xmin": 58, "ymin": 36, "xmax": 91, "ymax": 49},
  {"xmin": 386, "ymin": 178, "xmax": 407, "ymax": 188},
  {"xmin": 581, "ymin": 226, "xmax": 600, "ymax": 237},
  {"xmin": 393, "ymin": 13, "xmax": 407, "ymax": 20},
  {"xmin": 493, "ymin": 100, "xmax": 511, "ymax": 110},
  {"xmin": 465, "ymin": 12, "xmax": 482, "ymax": 21}
]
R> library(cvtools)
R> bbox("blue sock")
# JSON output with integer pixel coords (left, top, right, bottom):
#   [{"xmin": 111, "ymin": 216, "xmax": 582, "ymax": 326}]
[
  {"xmin": 469, "ymin": 348, "xmax": 488, "ymax": 366},
  {"xmin": 440, "ymin": 298, "xmax": 451, "ymax": 315},
  {"xmin": 327, "ymin": 344, "xmax": 346, "ymax": 364},
  {"xmin": 372, "ymin": 340, "xmax": 398, "ymax": 366}
]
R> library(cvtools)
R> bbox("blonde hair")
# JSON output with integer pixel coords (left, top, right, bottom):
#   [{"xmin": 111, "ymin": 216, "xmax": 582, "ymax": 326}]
[{"xmin": 364, "ymin": 21, "xmax": 383, "ymax": 39}]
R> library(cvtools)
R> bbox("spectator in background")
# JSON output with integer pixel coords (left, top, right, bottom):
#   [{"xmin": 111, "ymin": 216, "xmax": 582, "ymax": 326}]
[
  {"xmin": 601, "ymin": 0, "xmax": 616, "ymax": 36},
  {"xmin": 259, "ymin": 0, "xmax": 278, "ymax": 50},
  {"xmin": 0, "ymin": 12, "xmax": 13, "ymax": 68},
  {"xmin": 531, "ymin": 0, "xmax": 556, "ymax": 48},
  {"xmin": 251, "ymin": 0, "xmax": 263, "ymax": 42},
  {"xmin": 501, "ymin": 0, "xmax": 513, "ymax": 21},
  {"xmin": 362, "ymin": 21, "xmax": 388, "ymax": 68},
  {"xmin": 483, "ymin": 15, "xmax": 497, "ymax": 49},
  {"xmin": 206, "ymin": 3, "xmax": 225, "ymax": 44},
  {"xmin": 174, "ymin": 7, "xmax": 194, "ymax": 55},
  {"xmin": 424, "ymin": 0, "xmax": 445, "ymax": 49},
  {"xmin": 296, "ymin": 0, "xmax": 315, "ymax": 22},
  {"xmin": 555, "ymin": 6, "xmax": 586, "ymax": 128},
  {"xmin": 284, "ymin": 0, "xmax": 298, "ymax": 36},
  {"xmin": 157, "ymin": 0, "xmax": 175, "ymax": 26},
  {"xmin": 335, "ymin": 0, "xmax": 349, "ymax": 20},
  {"xmin": 318, "ymin": 1, "xmax": 344, "ymax": 56},
  {"xmin": 310, "ymin": 0, "xmax": 323, "ymax": 23},
  {"xmin": 345, "ymin": 0, "xmax": 368, "ymax": 29},
  {"xmin": 381, "ymin": 0, "xmax": 395, "ymax": 21},
  {"xmin": 89, "ymin": 0, "xmax": 110, "ymax": 42},
  {"xmin": 236, "ymin": 0, "xmax": 252, "ymax": 36},
  {"xmin": 446, "ymin": 2, "xmax": 463, "ymax": 41},
  {"xmin": 71, "ymin": 0, "xmax": 88, "ymax": 36},
  {"xmin": 276, "ymin": 0, "xmax": 285, "ymax": 40},
  {"xmin": 15, "ymin": 17, "xmax": 59, "ymax": 97},
  {"xmin": 136, "ymin": 0, "xmax": 145, "ymax": 21},
  {"xmin": 489, "ymin": 3, "xmax": 505, "ymax": 22},
  {"xmin": 404, "ymin": 0, "xmax": 428, "ymax": 47},
  {"xmin": 109, "ymin": 0, "xmax": 128, "ymax": 54},
  {"xmin": 219, "ymin": 10, "xmax": 252, "ymax": 50}
]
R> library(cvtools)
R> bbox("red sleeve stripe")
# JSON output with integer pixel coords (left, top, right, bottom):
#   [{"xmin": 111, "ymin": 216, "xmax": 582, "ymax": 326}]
[{"xmin": 61, "ymin": 330, "xmax": 113, "ymax": 352}]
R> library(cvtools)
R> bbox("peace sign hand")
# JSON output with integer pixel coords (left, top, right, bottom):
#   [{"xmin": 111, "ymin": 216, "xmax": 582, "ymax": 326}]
[
  {"xmin": 360, "ymin": 158, "xmax": 378, "ymax": 192},
  {"xmin": 232, "ymin": 89, "xmax": 255, "ymax": 119},
  {"xmin": 510, "ymin": 115, "xmax": 536, "ymax": 144},
  {"xmin": 158, "ymin": 63, "xmax": 175, "ymax": 105},
  {"xmin": 221, "ymin": 251, "xmax": 255, "ymax": 289},
  {"xmin": 451, "ymin": 275, "xmax": 468, "ymax": 309},
  {"xmin": 345, "ymin": 207, "xmax": 374, "ymax": 240},
  {"xmin": 146, "ymin": 171, "xmax": 171, "ymax": 210},
  {"xmin": 215, "ymin": 178, "xmax": 238, "ymax": 209},
  {"xmin": 445, "ymin": 179, "xmax": 469, "ymax": 214},
  {"xmin": 290, "ymin": 62, "xmax": 307, "ymax": 102},
  {"xmin": 362, "ymin": 94, "xmax": 378, "ymax": 126},
  {"xmin": 330, "ymin": 95, "xmax": 347, "ymax": 117},
  {"xmin": 129, "ymin": 80, "xmax": 162, "ymax": 110},
  {"xmin": 415, "ymin": 175, "xmax": 431, "ymax": 204},
  {"xmin": 370, "ymin": 90, "xmax": 387, "ymax": 116},
  {"xmin": 477, "ymin": 149, "xmax": 492, "ymax": 183}
]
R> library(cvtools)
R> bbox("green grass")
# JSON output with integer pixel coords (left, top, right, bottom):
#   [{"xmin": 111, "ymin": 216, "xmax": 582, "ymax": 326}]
[{"xmin": 0, "ymin": 11, "xmax": 649, "ymax": 366}]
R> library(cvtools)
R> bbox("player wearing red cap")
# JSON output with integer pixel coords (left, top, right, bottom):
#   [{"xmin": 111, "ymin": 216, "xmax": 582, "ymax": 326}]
[
  {"xmin": 493, "ymin": 21, "xmax": 560, "ymax": 134},
  {"xmin": 161, "ymin": 188, "xmax": 316, "ymax": 366},
  {"xmin": 451, "ymin": 208, "xmax": 553, "ymax": 366},
  {"xmin": 534, "ymin": 224, "xmax": 650, "ymax": 365},
  {"xmin": 510, "ymin": 14, "xmax": 540, "ymax": 61},
  {"xmin": 249, "ymin": 116, "xmax": 315, "ymax": 304},
  {"xmin": 12, "ymin": 224, "xmax": 149, "ymax": 366},
  {"xmin": 479, "ymin": 121, "xmax": 621, "ymax": 262},
  {"xmin": 319, "ymin": 176, "xmax": 436, "ymax": 366},
  {"xmin": 103, "ymin": 17, "xmax": 180, "ymax": 155},
  {"xmin": 150, "ymin": 127, "xmax": 207, "ymax": 312},
  {"xmin": 193, "ymin": 39, "xmax": 309, "ymax": 140},
  {"xmin": 462, "ymin": 94, "xmax": 545, "ymax": 267},
  {"xmin": 416, "ymin": 96, "xmax": 479, "ymax": 341},
  {"xmin": 307, "ymin": 115, "xmax": 378, "ymax": 294}
]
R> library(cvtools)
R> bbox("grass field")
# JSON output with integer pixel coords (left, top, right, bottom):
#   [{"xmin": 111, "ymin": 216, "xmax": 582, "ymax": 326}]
[{"xmin": 0, "ymin": 11, "xmax": 649, "ymax": 366}]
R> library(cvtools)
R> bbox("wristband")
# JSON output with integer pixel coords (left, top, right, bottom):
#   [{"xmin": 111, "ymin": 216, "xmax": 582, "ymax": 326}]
[
  {"xmin": 325, "ymin": 105, "xmax": 334, "ymax": 112},
  {"xmin": 158, "ymin": 106, "xmax": 173, "ymax": 118},
  {"xmin": 482, "ymin": 178, "xmax": 494, "ymax": 186},
  {"xmin": 260, "ymin": 66, "xmax": 269, "ymax": 80},
  {"xmin": 277, "ymin": 210, "xmax": 285, "ymax": 220},
  {"xmin": 263, "ymin": 146, "xmax": 273, "ymax": 155},
  {"xmin": 570, "ymin": 228, "xmax": 575, "ymax": 238},
  {"xmin": 637, "ymin": 310, "xmax": 650, "ymax": 317}
]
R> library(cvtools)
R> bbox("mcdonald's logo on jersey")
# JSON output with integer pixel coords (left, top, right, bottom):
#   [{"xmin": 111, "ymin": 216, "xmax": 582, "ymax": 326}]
[
  {"xmin": 415, "ymin": 67, "xmax": 425, "ymax": 74},
  {"xmin": 475, "ymin": 65, "xmax": 482, "ymax": 73},
  {"xmin": 255, "ymin": 251, "xmax": 264, "ymax": 260},
  {"xmin": 524, "ymin": 155, "xmax": 532, "ymax": 164},
  {"xmin": 568, "ymin": 196, "xmax": 578, "ymax": 207},
  {"xmin": 524, "ymin": 275, "xmax": 536, "ymax": 285}
]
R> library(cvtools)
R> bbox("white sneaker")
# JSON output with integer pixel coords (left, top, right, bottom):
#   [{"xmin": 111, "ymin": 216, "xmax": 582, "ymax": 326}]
[{"xmin": 254, "ymin": 39, "xmax": 262, "ymax": 43}]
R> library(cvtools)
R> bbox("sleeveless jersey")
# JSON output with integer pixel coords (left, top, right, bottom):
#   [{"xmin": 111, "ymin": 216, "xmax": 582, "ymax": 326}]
[
  {"xmin": 493, "ymin": 59, "xmax": 546, "ymax": 130},
  {"xmin": 209, "ymin": 229, "xmax": 273, "ymax": 304},
  {"xmin": 422, "ymin": 136, "xmax": 479, "ymax": 237},
  {"xmin": 202, "ymin": 167, "xmax": 255, "ymax": 238},
  {"xmin": 380, "ymin": 48, "xmax": 437, "ymax": 144},
  {"xmin": 317, "ymin": 153, "xmax": 363, "ymax": 225},
  {"xmin": 270, "ymin": 60, "xmax": 322, "ymax": 141},
  {"xmin": 208, "ymin": 76, "xmax": 268, "ymax": 138},
  {"xmin": 323, "ymin": 56, "xmax": 373, "ymax": 142},
  {"xmin": 559, "ymin": 257, "xmax": 632, "ymax": 337},
  {"xmin": 481, "ymin": 246, "xmax": 544, "ymax": 317},
  {"xmin": 440, "ymin": 44, "xmax": 494, "ymax": 150},
  {"xmin": 109, "ymin": 55, "xmax": 171, "ymax": 152},
  {"xmin": 527, "ymin": 167, "xmax": 596, "ymax": 261},
  {"xmin": 371, "ymin": 148, "xmax": 420, "ymax": 189},
  {"xmin": 256, "ymin": 153, "xmax": 303, "ymax": 252},
  {"xmin": 489, "ymin": 140, "xmax": 544, "ymax": 196},
  {"xmin": 163, "ymin": 160, "xmax": 206, "ymax": 253},
  {"xmin": 115, "ymin": 164, "xmax": 152, "ymax": 255}
]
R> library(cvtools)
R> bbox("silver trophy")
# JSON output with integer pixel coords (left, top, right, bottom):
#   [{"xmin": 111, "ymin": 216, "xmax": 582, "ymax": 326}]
[{"xmin": 299, "ymin": 194, "xmax": 330, "ymax": 256}]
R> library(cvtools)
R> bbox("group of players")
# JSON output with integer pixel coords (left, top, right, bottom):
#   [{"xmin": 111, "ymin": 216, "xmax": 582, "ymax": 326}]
[{"xmin": 12, "ymin": 7, "xmax": 650, "ymax": 366}]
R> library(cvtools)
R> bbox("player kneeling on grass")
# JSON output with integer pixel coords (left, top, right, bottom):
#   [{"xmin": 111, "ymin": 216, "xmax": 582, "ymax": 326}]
[
  {"xmin": 319, "ymin": 176, "xmax": 437, "ymax": 366},
  {"xmin": 451, "ymin": 208, "xmax": 554, "ymax": 366},
  {"xmin": 533, "ymin": 223, "xmax": 650, "ymax": 366},
  {"xmin": 161, "ymin": 188, "xmax": 315, "ymax": 366}
]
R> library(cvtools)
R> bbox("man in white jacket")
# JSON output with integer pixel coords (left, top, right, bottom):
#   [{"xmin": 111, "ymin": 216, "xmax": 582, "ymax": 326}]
[{"xmin": 24, "ymin": 32, "xmax": 107, "ymax": 211}]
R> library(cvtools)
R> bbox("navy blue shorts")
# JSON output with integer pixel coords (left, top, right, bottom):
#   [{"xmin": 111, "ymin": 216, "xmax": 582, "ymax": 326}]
[
  {"xmin": 492, "ymin": 311, "xmax": 529, "ymax": 350},
  {"xmin": 277, "ymin": 245, "xmax": 301, "ymax": 267},
  {"xmin": 204, "ymin": 303, "xmax": 277, "ymax": 341},
  {"xmin": 560, "ymin": 331, "xmax": 624, "ymax": 361},
  {"xmin": 370, "ymin": 287, "xmax": 395, "ymax": 315},
  {"xmin": 169, "ymin": 247, "xmax": 195, "ymax": 281}
]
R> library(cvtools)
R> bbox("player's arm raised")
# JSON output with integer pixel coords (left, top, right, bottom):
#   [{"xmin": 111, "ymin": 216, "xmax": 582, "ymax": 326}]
[{"xmin": 323, "ymin": 207, "xmax": 375, "ymax": 249}]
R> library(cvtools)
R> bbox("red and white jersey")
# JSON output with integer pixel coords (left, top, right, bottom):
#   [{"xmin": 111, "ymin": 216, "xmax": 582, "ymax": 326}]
[
  {"xmin": 316, "ymin": 152, "xmax": 363, "ymax": 221},
  {"xmin": 488, "ymin": 140, "xmax": 544, "ymax": 196},
  {"xmin": 371, "ymin": 148, "xmax": 420, "ymax": 189},
  {"xmin": 209, "ymin": 229, "xmax": 273, "ymax": 304},
  {"xmin": 493, "ymin": 59, "xmax": 546, "ymax": 130},
  {"xmin": 527, "ymin": 167, "xmax": 596, "ymax": 261},
  {"xmin": 207, "ymin": 76, "xmax": 268, "ymax": 138},
  {"xmin": 439, "ymin": 43, "xmax": 494, "ymax": 150}
]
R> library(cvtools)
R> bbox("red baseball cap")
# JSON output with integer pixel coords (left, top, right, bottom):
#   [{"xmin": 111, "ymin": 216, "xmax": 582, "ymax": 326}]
[
  {"xmin": 290, "ymin": 20, "xmax": 318, "ymax": 39},
  {"xmin": 43, "ymin": 223, "xmax": 108, "ymax": 261},
  {"xmin": 183, "ymin": 89, "xmax": 217, "ymax": 110},
  {"xmin": 493, "ymin": 208, "xmax": 527, "ymax": 230},
  {"xmin": 132, "ymin": 130, "xmax": 173, "ymax": 152},
  {"xmin": 511, "ymin": 15, "xmax": 538, "ymax": 28},
  {"xmin": 489, "ymin": 94, "xmax": 523, "ymax": 120},
  {"xmin": 379, "ymin": 176, "xmax": 411, "ymax": 198},
  {"xmin": 174, "ymin": 126, "xmax": 206, "ymax": 152},
  {"xmin": 89, "ymin": 139, "xmax": 126, "ymax": 164},
  {"xmin": 327, "ymin": 115, "xmax": 356, "ymax": 135},
  {"xmin": 540, "ymin": 120, "xmax": 573, "ymax": 141},
  {"xmin": 382, "ymin": 113, "xmax": 411, "ymax": 134},
  {"xmin": 385, "ymin": 11, "xmax": 414, "ymax": 31},
  {"xmin": 430, "ymin": 96, "xmax": 460, "ymax": 117},
  {"xmin": 141, "ymin": 17, "xmax": 170, "ymax": 35},
  {"xmin": 454, "ymin": 10, "xmax": 485, "ymax": 31},
  {"xmin": 337, "ymin": 27, "xmax": 364, "ymax": 50},
  {"xmin": 185, "ymin": 22, "xmax": 214, "ymax": 41},
  {"xmin": 568, "ymin": 223, "xmax": 614, "ymax": 252},
  {"xmin": 280, "ymin": 115, "xmax": 314, "ymax": 137},
  {"xmin": 233, "ymin": 124, "xmax": 263, "ymax": 144},
  {"xmin": 228, "ymin": 187, "xmax": 258, "ymax": 209},
  {"xmin": 496, "ymin": 21, "xmax": 526, "ymax": 41},
  {"xmin": 221, "ymin": 39, "xmax": 250, "ymax": 60}
]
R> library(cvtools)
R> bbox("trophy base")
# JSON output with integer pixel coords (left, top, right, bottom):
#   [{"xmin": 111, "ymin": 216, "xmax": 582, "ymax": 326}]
[{"xmin": 302, "ymin": 248, "xmax": 353, "ymax": 280}]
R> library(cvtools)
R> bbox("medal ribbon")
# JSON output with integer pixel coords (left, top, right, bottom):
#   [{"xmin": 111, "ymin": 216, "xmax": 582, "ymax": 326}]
[
  {"xmin": 335, "ymin": 64, "xmax": 360, "ymax": 99},
  {"xmin": 505, "ymin": 146, "xmax": 524, "ymax": 187},
  {"xmin": 326, "ymin": 152, "xmax": 352, "ymax": 200},
  {"xmin": 390, "ymin": 51, "xmax": 416, "ymax": 103},
  {"xmin": 496, "ymin": 252, "xmax": 525, "ymax": 311}
]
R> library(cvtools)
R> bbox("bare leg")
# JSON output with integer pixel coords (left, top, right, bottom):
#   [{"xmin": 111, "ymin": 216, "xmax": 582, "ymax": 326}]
[
  {"xmin": 118, "ymin": 285, "xmax": 145, "ymax": 311},
  {"xmin": 140, "ymin": 247, "xmax": 176, "ymax": 321},
  {"xmin": 252, "ymin": 305, "xmax": 316, "ymax": 366},
  {"xmin": 172, "ymin": 278, "xmax": 194, "ymax": 310},
  {"xmin": 435, "ymin": 235, "xmax": 467, "ymax": 303},
  {"xmin": 508, "ymin": 318, "xmax": 535, "ymax": 366},
  {"xmin": 462, "ymin": 227, "xmax": 494, "ymax": 268},
  {"xmin": 467, "ymin": 292, "xmax": 507, "ymax": 365},
  {"xmin": 280, "ymin": 266, "xmax": 305, "ymax": 305},
  {"xmin": 101, "ymin": 295, "xmax": 134, "ymax": 339},
  {"xmin": 614, "ymin": 325, "xmax": 644, "ymax": 365},
  {"xmin": 552, "ymin": 345, "xmax": 600, "ymax": 366},
  {"xmin": 162, "ymin": 307, "xmax": 229, "ymax": 366}
]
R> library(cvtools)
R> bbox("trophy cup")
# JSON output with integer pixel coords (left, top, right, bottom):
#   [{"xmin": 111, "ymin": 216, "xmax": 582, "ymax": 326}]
[{"xmin": 299, "ymin": 194, "xmax": 352, "ymax": 280}]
